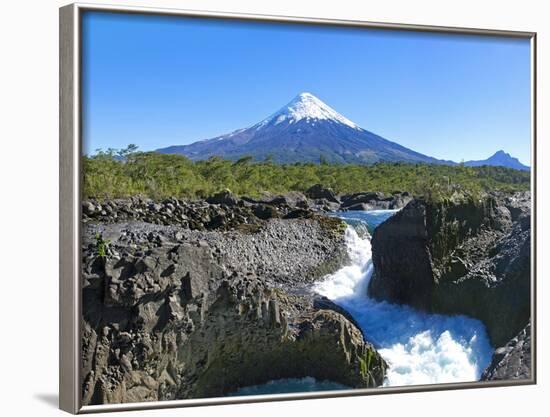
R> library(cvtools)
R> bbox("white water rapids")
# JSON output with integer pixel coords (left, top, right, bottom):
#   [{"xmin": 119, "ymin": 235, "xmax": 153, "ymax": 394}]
[
  {"xmin": 230, "ymin": 210, "xmax": 493, "ymax": 395},
  {"xmin": 314, "ymin": 211, "xmax": 493, "ymax": 386}
]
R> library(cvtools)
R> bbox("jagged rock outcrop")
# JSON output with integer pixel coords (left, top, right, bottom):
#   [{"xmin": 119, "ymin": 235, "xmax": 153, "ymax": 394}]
[
  {"xmin": 369, "ymin": 192, "xmax": 531, "ymax": 348},
  {"xmin": 81, "ymin": 216, "xmax": 386, "ymax": 405},
  {"xmin": 482, "ymin": 322, "xmax": 532, "ymax": 381}
]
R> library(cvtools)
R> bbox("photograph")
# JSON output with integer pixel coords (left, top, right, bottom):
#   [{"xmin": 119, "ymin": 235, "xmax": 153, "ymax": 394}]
[{"xmin": 78, "ymin": 9, "xmax": 533, "ymax": 406}]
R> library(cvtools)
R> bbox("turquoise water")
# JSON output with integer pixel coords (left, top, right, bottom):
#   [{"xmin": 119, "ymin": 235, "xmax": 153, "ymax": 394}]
[
  {"xmin": 227, "ymin": 377, "xmax": 348, "ymax": 396},
  {"xmin": 329, "ymin": 209, "xmax": 400, "ymax": 234}
]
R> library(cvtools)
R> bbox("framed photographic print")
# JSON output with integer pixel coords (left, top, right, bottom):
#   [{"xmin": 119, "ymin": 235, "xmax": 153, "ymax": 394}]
[{"xmin": 59, "ymin": 2, "xmax": 536, "ymax": 414}]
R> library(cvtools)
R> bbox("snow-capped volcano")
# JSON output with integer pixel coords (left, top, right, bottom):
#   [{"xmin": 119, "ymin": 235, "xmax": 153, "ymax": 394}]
[
  {"xmin": 157, "ymin": 92, "xmax": 448, "ymax": 164},
  {"xmin": 254, "ymin": 92, "xmax": 360, "ymax": 130}
]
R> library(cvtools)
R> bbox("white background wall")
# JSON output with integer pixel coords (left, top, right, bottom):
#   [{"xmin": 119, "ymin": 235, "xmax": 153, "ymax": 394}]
[{"xmin": 0, "ymin": 0, "xmax": 547, "ymax": 415}]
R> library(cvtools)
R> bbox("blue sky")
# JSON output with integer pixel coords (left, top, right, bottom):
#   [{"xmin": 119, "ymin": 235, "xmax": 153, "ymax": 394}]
[{"xmin": 82, "ymin": 12, "xmax": 532, "ymax": 164}]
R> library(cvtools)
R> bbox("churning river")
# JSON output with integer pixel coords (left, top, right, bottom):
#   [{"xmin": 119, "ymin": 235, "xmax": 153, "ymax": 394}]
[{"xmin": 230, "ymin": 210, "xmax": 494, "ymax": 396}]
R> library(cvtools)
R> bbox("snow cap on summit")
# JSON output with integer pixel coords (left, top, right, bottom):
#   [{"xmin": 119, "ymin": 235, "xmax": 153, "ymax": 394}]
[{"xmin": 255, "ymin": 92, "xmax": 361, "ymax": 130}]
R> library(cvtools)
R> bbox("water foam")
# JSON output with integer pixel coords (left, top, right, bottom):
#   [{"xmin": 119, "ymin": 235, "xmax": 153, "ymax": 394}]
[{"xmin": 314, "ymin": 222, "xmax": 493, "ymax": 386}]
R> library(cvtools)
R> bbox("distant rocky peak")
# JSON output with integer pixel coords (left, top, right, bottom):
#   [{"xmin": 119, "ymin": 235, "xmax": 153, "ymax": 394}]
[
  {"xmin": 487, "ymin": 150, "xmax": 524, "ymax": 165},
  {"xmin": 492, "ymin": 150, "xmax": 512, "ymax": 158},
  {"xmin": 464, "ymin": 149, "xmax": 529, "ymax": 171}
]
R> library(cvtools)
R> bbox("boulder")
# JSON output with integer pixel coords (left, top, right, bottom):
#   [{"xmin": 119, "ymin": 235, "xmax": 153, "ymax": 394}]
[
  {"xmin": 341, "ymin": 192, "xmax": 402, "ymax": 210},
  {"xmin": 285, "ymin": 192, "xmax": 310, "ymax": 209},
  {"xmin": 267, "ymin": 192, "xmax": 310, "ymax": 209},
  {"xmin": 305, "ymin": 184, "xmax": 340, "ymax": 203},
  {"xmin": 83, "ymin": 201, "xmax": 97, "ymax": 216},
  {"xmin": 206, "ymin": 190, "xmax": 239, "ymax": 206},
  {"xmin": 312, "ymin": 199, "xmax": 341, "ymax": 212},
  {"xmin": 341, "ymin": 192, "xmax": 385, "ymax": 208},
  {"xmin": 253, "ymin": 204, "xmax": 280, "ymax": 220}
]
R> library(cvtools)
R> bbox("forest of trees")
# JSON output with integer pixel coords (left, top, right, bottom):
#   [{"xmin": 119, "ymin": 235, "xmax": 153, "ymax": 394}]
[{"xmin": 83, "ymin": 146, "xmax": 531, "ymax": 201}]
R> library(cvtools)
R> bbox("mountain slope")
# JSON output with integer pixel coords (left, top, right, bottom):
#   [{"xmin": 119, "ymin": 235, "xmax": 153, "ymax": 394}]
[
  {"xmin": 157, "ymin": 92, "xmax": 452, "ymax": 165},
  {"xmin": 465, "ymin": 150, "xmax": 529, "ymax": 171}
]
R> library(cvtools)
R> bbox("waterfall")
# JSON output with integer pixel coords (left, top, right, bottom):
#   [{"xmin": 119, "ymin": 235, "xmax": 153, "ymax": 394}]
[{"xmin": 314, "ymin": 217, "xmax": 493, "ymax": 386}]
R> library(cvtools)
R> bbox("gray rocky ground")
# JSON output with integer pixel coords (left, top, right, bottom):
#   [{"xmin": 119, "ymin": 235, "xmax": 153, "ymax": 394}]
[{"xmin": 81, "ymin": 202, "xmax": 387, "ymax": 405}]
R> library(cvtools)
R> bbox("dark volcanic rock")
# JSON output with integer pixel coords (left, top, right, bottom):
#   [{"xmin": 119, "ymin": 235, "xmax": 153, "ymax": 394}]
[
  {"xmin": 81, "ymin": 216, "xmax": 386, "ymax": 405},
  {"xmin": 82, "ymin": 191, "xmax": 323, "ymax": 230},
  {"xmin": 252, "ymin": 204, "xmax": 280, "ymax": 220},
  {"xmin": 369, "ymin": 192, "xmax": 531, "ymax": 348},
  {"xmin": 346, "ymin": 203, "xmax": 369, "ymax": 211},
  {"xmin": 341, "ymin": 192, "xmax": 385, "ymax": 207},
  {"xmin": 82, "ymin": 197, "xmax": 261, "ymax": 231},
  {"xmin": 340, "ymin": 191, "xmax": 412, "ymax": 211},
  {"xmin": 267, "ymin": 192, "xmax": 309, "ymax": 209},
  {"xmin": 368, "ymin": 200, "xmax": 434, "ymax": 310},
  {"xmin": 390, "ymin": 192, "xmax": 413, "ymax": 209},
  {"xmin": 82, "ymin": 189, "xmax": 411, "ymax": 228},
  {"xmin": 284, "ymin": 208, "xmax": 314, "ymax": 219},
  {"xmin": 431, "ymin": 217, "xmax": 531, "ymax": 347},
  {"xmin": 206, "ymin": 190, "xmax": 239, "ymax": 206},
  {"xmin": 305, "ymin": 184, "xmax": 340, "ymax": 203},
  {"xmin": 482, "ymin": 322, "xmax": 532, "ymax": 381}
]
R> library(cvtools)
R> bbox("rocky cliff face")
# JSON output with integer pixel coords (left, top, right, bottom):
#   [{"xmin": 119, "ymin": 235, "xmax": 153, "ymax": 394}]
[
  {"xmin": 81, "ymin": 209, "xmax": 387, "ymax": 405},
  {"xmin": 482, "ymin": 322, "xmax": 531, "ymax": 381},
  {"xmin": 368, "ymin": 192, "xmax": 531, "ymax": 377}
]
